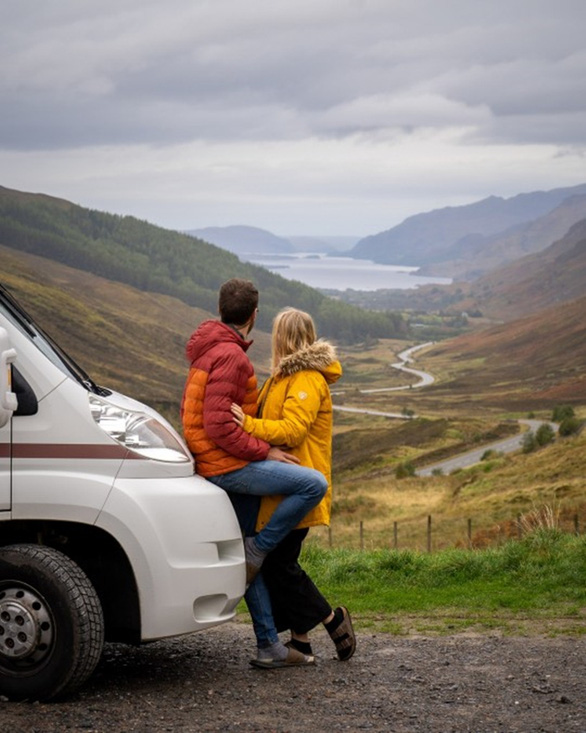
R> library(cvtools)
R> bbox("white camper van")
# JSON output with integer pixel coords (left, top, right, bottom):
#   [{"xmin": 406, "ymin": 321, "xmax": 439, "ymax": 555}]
[{"xmin": 0, "ymin": 282, "xmax": 245, "ymax": 701}]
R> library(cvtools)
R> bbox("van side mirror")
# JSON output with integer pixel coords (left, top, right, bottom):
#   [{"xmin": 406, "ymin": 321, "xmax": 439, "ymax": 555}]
[{"xmin": 0, "ymin": 326, "xmax": 18, "ymax": 428}]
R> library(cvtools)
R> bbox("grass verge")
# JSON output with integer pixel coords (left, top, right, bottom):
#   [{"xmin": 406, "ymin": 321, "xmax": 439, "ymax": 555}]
[{"xmin": 238, "ymin": 530, "xmax": 586, "ymax": 637}]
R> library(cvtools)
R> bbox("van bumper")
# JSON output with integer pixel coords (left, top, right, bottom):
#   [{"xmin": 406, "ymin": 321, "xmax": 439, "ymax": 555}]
[{"xmin": 96, "ymin": 474, "xmax": 245, "ymax": 640}]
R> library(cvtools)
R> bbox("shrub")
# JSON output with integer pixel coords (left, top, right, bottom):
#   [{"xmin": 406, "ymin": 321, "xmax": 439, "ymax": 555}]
[
  {"xmin": 395, "ymin": 461, "xmax": 416, "ymax": 479},
  {"xmin": 535, "ymin": 423, "xmax": 555, "ymax": 446},
  {"xmin": 552, "ymin": 405, "xmax": 575, "ymax": 422},
  {"xmin": 521, "ymin": 431, "xmax": 536, "ymax": 453},
  {"xmin": 558, "ymin": 416, "xmax": 583, "ymax": 436}
]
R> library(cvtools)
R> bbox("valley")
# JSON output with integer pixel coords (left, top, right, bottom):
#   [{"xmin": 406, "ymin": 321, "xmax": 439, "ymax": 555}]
[
  {"xmin": 0, "ymin": 184, "xmax": 584, "ymax": 557},
  {"xmin": 324, "ymin": 335, "xmax": 585, "ymax": 552}
]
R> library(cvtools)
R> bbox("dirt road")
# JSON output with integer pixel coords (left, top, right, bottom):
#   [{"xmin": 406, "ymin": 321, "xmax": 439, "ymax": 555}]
[{"xmin": 2, "ymin": 623, "xmax": 585, "ymax": 732}]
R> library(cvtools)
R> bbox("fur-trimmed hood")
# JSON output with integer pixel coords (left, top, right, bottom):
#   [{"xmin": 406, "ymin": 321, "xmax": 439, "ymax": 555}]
[
  {"xmin": 243, "ymin": 337, "xmax": 342, "ymax": 531},
  {"xmin": 276, "ymin": 339, "xmax": 340, "ymax": 384}
]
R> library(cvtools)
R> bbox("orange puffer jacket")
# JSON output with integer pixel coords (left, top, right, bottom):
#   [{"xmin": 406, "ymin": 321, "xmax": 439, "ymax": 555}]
[{"xmin": 181, "ymin": 319, "xmax": 270, "ymax": 477}]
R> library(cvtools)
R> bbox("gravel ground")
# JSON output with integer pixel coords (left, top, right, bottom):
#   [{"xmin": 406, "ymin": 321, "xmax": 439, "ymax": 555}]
[{"xmin": 1, "ymin": 622, "xmax": 585, "ymax": 732}]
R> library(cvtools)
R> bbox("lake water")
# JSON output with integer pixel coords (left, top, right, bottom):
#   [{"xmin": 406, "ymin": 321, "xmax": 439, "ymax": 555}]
[{"xmin": 243, "ymin": 253, "xmax": 452, "ymax": 291}]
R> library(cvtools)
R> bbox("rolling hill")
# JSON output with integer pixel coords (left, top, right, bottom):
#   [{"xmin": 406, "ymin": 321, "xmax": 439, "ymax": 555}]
[
  {"xmin": 0, "ymin": 244, "xmax": 271, "ymax": 427},
  {"xmin": 0, "ymin": 186, "xmax": 404, "ymax": 344},
  {"xmin": 185, "ymin": 225, "xmax": 295, "ymax": 255},
  {"xmin": 467, "ymin": 217, "xmax": 586, "ymax": 320},
  {"xmin": 424, "ymin": 293, "xmax": 586, "ymax": 409},
  {"xmin": 341, "ymin": 213, "xmax": 586, "ymax": 321},
  {"xmin": 350, "ymin": 182, "xmax": 586, "ymax": 275},
  {"xmin": 419, "ymin": 193, "xmax": 586, "ymax": 280}
]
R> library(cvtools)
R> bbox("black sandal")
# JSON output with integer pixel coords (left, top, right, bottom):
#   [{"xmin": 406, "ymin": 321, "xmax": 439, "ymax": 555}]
[{"xmin": 328, "ymin": 607, "xmax": 356, "ymax": 661}]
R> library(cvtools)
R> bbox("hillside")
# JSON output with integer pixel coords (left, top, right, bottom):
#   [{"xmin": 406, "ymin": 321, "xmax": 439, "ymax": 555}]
[
  {"xmin": 0, "ymin": 245, "xmax": 272, "ymax": 427},
  {"xmin": 467, "ymin": 217, "xmax": 586, "ymax": 320},
  {"xmin": 350, "ymin": 182, "xmax": 586, "ymax": 272},
  {"xmin": 423, "ymin": 294, "xmax": 586, "ymax": 409},
  {"xmin": 335, "ymin": 212, "xmax": 586, "ymax": 322},
  {"xmin": 419, "ymin": 194, "xmax": 586, "ymax": 280},
  {"xmin": 0, "ymin": 186, "xmax": 404, "ymax": 344}
]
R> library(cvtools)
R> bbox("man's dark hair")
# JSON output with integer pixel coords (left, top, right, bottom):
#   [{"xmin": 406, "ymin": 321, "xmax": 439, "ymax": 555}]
[{"xmin": 218, "ymin": 278, "xmax": 259, "ymax": 325}]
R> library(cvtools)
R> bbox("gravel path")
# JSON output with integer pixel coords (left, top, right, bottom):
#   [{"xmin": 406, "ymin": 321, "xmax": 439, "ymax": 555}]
[{"xmin": 2, "ymin": 623, "xmax": 585, "ymax": 732}]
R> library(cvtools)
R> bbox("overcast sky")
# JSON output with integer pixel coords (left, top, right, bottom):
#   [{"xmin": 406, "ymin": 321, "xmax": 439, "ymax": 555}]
[{"xmin": 2, "ymin": 0, "xmax": 586, "ymax": 237}]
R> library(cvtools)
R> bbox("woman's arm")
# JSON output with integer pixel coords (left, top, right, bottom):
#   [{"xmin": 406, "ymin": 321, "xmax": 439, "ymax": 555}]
[{"xmin": 232, "ymin": 372, "xmax": 324, "ymax": 447}]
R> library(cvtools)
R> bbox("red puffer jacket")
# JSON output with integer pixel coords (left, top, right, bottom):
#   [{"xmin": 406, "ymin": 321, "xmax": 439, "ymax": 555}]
[{"xmin": 181, "ymin": 320, "xmax": 270, "ymax": 477}]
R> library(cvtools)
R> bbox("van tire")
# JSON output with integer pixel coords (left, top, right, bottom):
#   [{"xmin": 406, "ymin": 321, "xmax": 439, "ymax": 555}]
[{"xmin": 0, "ymin": 543, "xmax": 105, "ymax": 701}]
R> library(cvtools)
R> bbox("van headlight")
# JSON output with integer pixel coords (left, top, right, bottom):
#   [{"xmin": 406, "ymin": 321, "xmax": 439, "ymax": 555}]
[{"xmin": 89, "ymin": 395, "xmax": 191, "ymax": 463}]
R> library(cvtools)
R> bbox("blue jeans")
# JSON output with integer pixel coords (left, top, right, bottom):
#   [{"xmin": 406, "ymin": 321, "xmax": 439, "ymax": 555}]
[
  {"xmin": 209, "ymin": 460, "xmax": 327, "ymax": 647},
  {"xmin": 225, "ymin": 493, "xmax": 275, "ymax": 645},
  {"xmin": 244, "ymin": 573, "xmax": 278, "ymax": 646},
  {"xmin": 208, "ymin": 460, "xmax": 327, "ymax": 553},
  {"xmin": 227, "ymin": 493, "xmax": 276, "ymax": 646}
]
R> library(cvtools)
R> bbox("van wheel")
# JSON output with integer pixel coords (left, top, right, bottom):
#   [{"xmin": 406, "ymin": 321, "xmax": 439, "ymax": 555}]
[{"xmin": 0, "ymin": 544, "xmax": 105, "ymax": 701}]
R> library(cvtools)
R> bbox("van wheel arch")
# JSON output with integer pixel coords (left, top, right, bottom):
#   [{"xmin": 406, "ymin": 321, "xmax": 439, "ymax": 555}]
[{"xmin": 0, "ymin": 544, "xmax": 104, "ymax": 701}]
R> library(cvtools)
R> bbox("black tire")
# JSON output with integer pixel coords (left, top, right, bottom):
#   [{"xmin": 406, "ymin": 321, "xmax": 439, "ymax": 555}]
[{"xmin": 0, "ymin": 543, "xmax": 105, "ymax": 701}]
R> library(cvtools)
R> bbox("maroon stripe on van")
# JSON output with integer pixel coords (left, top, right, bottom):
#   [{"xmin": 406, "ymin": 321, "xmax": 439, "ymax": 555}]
[
  {"xmin": 11, "ymin": 444, "xmax": 143, "ymax": 460},
  {"xmin": 0, "ymin": 443, "xmax": 9, "ymax": 458}
]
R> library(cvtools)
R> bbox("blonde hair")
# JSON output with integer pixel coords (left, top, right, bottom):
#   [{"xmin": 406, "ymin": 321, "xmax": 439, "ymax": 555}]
[{"xmin": 271, "ymin": 307, "xmax": 317, "ymax": 372}]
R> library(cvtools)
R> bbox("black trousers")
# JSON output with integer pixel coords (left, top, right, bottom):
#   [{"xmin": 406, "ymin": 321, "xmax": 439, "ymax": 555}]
[
  {"xmin": 227, "ymin": 493, "xmax": 332, "ymax": 635},
  {"xmin": 262, "ymin": 527, "xmax": 332, "ymax": 635}
]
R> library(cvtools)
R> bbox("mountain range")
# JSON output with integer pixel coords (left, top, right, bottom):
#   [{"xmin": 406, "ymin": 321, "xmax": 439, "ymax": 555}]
[
  {"xmin": 348, "ymin": 183, "xmax": 586, "ymax": 276},
  {"xmin": 186, "ymin": 184, "xmax": 586, "ymax": 284}
]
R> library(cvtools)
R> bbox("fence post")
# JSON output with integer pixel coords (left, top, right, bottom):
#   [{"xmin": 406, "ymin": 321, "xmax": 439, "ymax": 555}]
[
  {"xmin": 427, "ymin": 515, "xmax": 432, "ymax": 553},
  {"xmin": 360, "ymin": 521, "xmax": 364, "ymax": 551},
  {"xmin": 328, "ymin": 526, "xmax": 332, "ymax": 547},
  {"xmin": 393, "ymin": 521, "xmax": 398, "ymax": 550},
  {"xmin": 467, "ymin": 518, "xmax": 472, "ymax": 547},
  {"xmin": 517, "ymin": 513, "xmax": 522, "ymax": 540},
  {"xmin": 574, "ymin": 514, "xmax": 580, "ymax": 536}
]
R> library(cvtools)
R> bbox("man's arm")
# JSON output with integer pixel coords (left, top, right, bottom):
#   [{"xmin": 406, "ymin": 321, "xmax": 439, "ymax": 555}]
[{"xmin": 203, "ymin": 349, "xmax": 270, "ymax": 461}]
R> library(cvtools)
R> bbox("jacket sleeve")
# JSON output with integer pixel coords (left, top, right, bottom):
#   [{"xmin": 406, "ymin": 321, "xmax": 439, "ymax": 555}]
[
  {"xmin": 242, "ymin": 372, "xmax": 323, "ymax": 447},
  {"xmin": 204, "ymin": 349, "xmax": 270, "ymax": 461}
]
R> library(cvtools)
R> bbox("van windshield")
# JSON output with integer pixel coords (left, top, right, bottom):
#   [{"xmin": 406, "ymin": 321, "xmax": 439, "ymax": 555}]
[{"xmin": 0, "ymin": 283, "xmax": 110, "ymax": 396}]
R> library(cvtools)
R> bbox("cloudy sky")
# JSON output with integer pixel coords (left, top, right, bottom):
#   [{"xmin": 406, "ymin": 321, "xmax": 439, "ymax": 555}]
[{"xmin": 2, "ymin": 0, "xmax": 585, "ymax": 237}]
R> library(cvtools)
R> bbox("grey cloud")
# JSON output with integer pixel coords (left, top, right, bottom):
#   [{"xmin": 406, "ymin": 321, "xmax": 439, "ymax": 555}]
[{"xmin": 2, "ymin": 0, "xmax": 586, "ymax": 150}]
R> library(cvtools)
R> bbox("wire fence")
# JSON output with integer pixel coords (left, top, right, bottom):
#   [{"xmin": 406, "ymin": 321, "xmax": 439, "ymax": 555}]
[{"xmin": 323, "ymin": 511, "xmax": 584, "ymax": 552}]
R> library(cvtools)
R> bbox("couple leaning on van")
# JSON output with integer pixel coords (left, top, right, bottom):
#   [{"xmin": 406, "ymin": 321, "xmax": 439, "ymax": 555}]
[{"xmin": 181, "ymin": 278, "xmax": 356, "ymax": 668}]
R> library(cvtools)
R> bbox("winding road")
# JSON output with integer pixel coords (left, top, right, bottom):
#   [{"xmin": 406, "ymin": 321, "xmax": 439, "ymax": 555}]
[
  {"xmin": 332, "ymin": 342, "xmax": 434, "ymax": 419},
  {"xmin": 332, "ymin": 343, "xmax": 554, "ymax": 475},
  {"xmin": 415, "ymin": 419, "xmax": 551, "ymax": 476}
]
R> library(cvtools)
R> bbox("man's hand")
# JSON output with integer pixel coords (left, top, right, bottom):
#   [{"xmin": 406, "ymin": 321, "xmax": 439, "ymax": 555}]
[{"xmin": 267, "ymin": 446, "xmax": 300, "ymax": 464}]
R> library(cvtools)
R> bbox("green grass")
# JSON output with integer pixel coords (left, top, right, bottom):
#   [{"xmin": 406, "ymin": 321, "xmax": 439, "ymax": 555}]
[{"xmin": 266, "ymin": 530, "xmax": 586, "ymax": 636}]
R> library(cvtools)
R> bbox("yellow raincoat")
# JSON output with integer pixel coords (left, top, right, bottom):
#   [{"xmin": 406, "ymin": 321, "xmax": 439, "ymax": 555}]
[{"xmin": 240, "ymin": 339, "xmax": 342, "ymax": 530}]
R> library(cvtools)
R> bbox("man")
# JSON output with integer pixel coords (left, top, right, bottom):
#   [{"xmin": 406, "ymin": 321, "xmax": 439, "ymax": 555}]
[{"xmin": 181, "ymin": 278, "xmax": 326, "ymax": 667}]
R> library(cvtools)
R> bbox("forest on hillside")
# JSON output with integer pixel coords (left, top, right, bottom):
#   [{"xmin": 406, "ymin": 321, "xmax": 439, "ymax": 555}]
[{"xmin": 0, "ymin": 188, "xmax": 406, "ymax": 344}]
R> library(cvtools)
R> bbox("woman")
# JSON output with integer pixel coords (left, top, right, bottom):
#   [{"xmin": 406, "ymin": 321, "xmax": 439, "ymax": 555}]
[{"xmin": 232, "ymin": 307, "xmax": 356, "ymax": 664}]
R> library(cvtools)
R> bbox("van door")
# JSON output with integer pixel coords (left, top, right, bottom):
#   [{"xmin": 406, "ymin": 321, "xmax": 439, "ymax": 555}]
[
  {"xmin": 0, "ymin": 326, "xmax": 17, "ymax": 511},
  {"xmin": 0, "ymin": 417, "xmax": 9, "ymax": 511}
]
